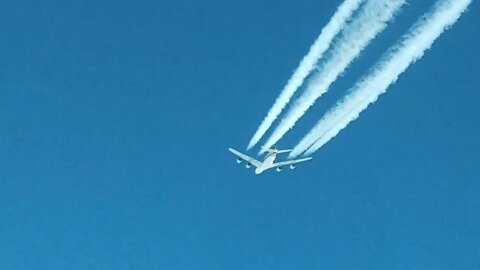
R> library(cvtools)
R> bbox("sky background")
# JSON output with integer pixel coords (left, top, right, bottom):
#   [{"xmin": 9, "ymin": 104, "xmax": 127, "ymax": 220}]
[{"xmin": 0, "ymin": 0, "xmax": 479, "ymax": 269}]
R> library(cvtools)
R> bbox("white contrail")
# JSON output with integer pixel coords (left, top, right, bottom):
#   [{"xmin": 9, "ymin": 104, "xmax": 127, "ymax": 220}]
[
  {"xmin": 246, "ymin": 0, "xmax": 365, "ymax": 150},
  {"xmin": 290, "ymin": 0, "xmax": 472, "ymax": 158},
  {"xmin": 261, "ymin": 0, "xmax": 406, "ymax": 153}
]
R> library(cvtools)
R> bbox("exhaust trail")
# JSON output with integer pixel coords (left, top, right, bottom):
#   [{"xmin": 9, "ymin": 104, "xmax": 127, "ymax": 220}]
[
  {"xmin": 290, "ymin": 0, "xmax": 471, "ymax": 158},
  {"xmin": 247, "ymin": 0, "xmax": 366, "ymax": 150},
  {"xmin": 261, "ymin": 0, "xmax": 406, "ymax": 153}
]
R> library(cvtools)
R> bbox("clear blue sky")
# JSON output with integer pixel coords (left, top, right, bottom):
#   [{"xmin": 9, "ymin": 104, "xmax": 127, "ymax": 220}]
[{"xmin": 1, "ymin": 1, "xmax": 479, "ymax": 269}]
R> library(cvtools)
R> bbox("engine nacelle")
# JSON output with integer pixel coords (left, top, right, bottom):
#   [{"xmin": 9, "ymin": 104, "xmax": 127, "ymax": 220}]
[
  {"xmin": 290, "ymin": 164, "xmax": 296, "ymax": 170},
  {"xmin": 276, "ymin": 167, "xmax": 282, "ymax": 172},
  {"xmin": 236, "ymin": 158, "xmax": 243, "ymax": 164},
  {"xmin": 246, "ymin": 163, "xmax": 252, "ymax": 169}
]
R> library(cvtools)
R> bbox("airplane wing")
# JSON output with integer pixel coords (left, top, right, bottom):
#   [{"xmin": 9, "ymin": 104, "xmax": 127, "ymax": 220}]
[
  {"xmin": 228, "ymin": 148, "xmax": 262, "ymax": 168},
  {"xmin": 272, "ymin": 157, "xmax": 312, "ymax": 168}
]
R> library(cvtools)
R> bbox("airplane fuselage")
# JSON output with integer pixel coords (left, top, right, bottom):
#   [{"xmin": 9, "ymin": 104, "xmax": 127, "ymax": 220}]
[{"xmin": 255, "ymin": 152, "xmax": 277, "ymax": 174}]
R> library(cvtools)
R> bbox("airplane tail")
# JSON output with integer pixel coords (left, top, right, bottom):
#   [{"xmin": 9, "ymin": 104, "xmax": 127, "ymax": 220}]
[
  {"xmin": 276, "ymin": 149, "xmax": 293, "ymax": 154},
  {"xmin": 262, "ymin": 146, "xmax": 293, "ymax": 154}
]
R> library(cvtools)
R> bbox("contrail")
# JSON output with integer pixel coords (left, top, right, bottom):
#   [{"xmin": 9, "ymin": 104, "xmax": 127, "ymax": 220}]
[
  {"xmin": 289, "ymin": 0, "xmax": 472, "ymax": 158},
  {"xmin": 261, "ymin": 0, "xmax": 406, "ymax": 153},
  {"xmin": 246, "ymin": 0, "xmax": 365, "ymax": 150}
]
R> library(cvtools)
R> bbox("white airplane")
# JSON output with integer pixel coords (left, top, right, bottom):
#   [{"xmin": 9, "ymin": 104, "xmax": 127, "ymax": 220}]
[{"xmin": 228, "ymin": 147, "xmax": 312, "ymax": 174}]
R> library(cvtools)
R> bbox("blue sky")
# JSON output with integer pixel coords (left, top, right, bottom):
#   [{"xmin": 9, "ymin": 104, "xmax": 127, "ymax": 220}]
[{"xmin": 0, "ymin": 1, "xmax": 479, "ymax": 269}]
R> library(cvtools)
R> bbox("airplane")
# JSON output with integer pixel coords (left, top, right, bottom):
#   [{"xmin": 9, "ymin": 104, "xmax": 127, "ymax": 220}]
[{"xmin": 228, "ymin": 147, "xmax": 312, "ymax": 174}]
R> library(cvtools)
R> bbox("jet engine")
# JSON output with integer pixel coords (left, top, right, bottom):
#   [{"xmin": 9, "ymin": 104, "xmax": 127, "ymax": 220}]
[
  {"xmin": 246, "ymin": 163, "xmax": 252, "ymax": 169},
  {"xmin": 276, "ymin": 167, "xmax": 282, "ymax": 172},
  {"xmin": 290, "ymin": 164, "xmax": 296, "ymax": 170},
  {"xmin": 236, "ymin": 158, "xmax": 242, "ymax": 164}
]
